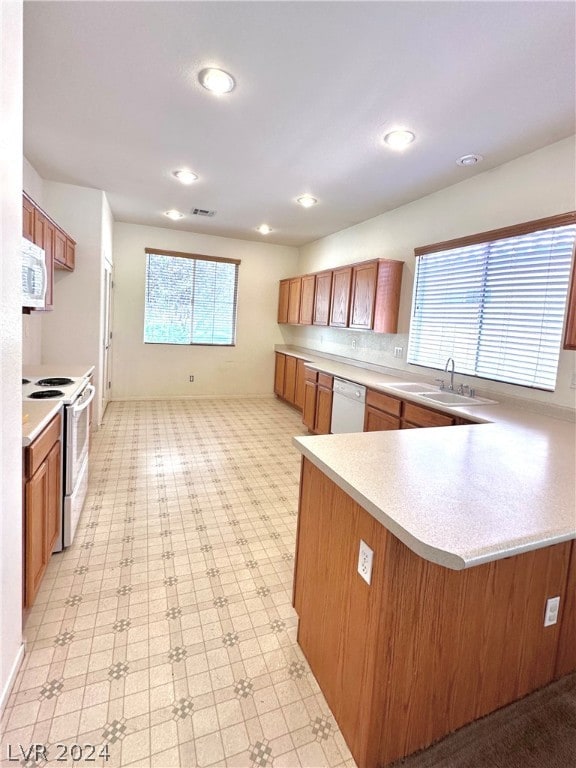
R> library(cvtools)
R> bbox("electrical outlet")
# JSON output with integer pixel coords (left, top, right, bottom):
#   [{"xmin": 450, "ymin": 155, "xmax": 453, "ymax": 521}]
[
  {"xmin": 394, "ymin": 346, "xmax": 403, "ymax": 358},
  {"xmin": 189, "ymin": 375, "xmax": 195, "ymax": 382},
  {"xmin": 357, "ymin": 539, "xmax": 373, "ymax": 585},
  {"xmin": 544, "ymin": 596, "xmax": 560, "ymax": 626},
  {"xmin": 352, "ymin": 339, "xmax": 357, "ymax": 349}
]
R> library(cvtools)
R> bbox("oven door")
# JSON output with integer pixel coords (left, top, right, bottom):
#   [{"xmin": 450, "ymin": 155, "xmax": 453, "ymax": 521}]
[{"xmin": 65, "ymin": 383, "xmax": 95, "ymax": 495}]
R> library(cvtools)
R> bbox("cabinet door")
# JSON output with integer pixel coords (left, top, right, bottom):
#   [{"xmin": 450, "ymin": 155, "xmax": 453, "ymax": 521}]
[
  {"xmin": 54, "ymin": 228, "xmax": 67, "ymax": 269},
  {"xmin": 303, "ymin": 381, "xmax": 317, "ymax": 430},
  {"xmin": 65, "ymin": 239, "xmax": 76, "ymax": 270},
  {"xmin": 33, "ymin": 210, "xmax": 54, "ymax": 311},
  {"xmin": 278, "ymin": 280, "xmax": 290, "ymax": 324},
  {"xmin": 287, "ymin": 278, "xmax": 302, "ymax": 324},
  {"xmin": 45, "ymin": 441, "xmax": 61, "ymax": 554},
  {"xmin": 299, "ymin": 275, "xmax": 315, "ymax": 325},
  {"xmin": 274, "ymin": 353, "xmax": 286, "ymax": 396},
  {"xmin": 315, "ymin": 386, "xmax": 333, "ymax": 435},
  {"xmin": 349, "ymin": 261, "xmax": 377, "ymax": 330},
  {"xmin": 284, "ymin": 355, "xmax": 297, "ymax": 404},
  {"xmin": 25, "ymin": 462, "xmax": 49, "ymax": 607},
  {"xmin": 364, "ymin": 406, "xmax": 400, "ymax": 432},
  {"xmin": 295, "ymin": 359, "xmax": 306, "ymax": 411},
  {"xmin": 373, "ymin": 260, "xmax": 404, "ymax": 334},
  {"xmin": 23, "ymin": 195, "xmax": 35, "ymax": 240},
  {"xmin": 402, "ymin": 402, "xmax": 455, "ymax": 428},
  {"xmin": 329, "ymin": 267, "xmax": 352, "ymax": 327},
  {"xmin": 313, "ymin": 271, "xmax": 333, "ymax": 326}
]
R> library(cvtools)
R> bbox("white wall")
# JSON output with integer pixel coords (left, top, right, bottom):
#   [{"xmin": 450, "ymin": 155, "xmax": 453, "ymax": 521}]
[
  {"xmin": 1, "ymin": 0, "xmax": 25, "ymax": 712},
  {"xmin": 112, "ymin": 223, "xmax": 298, "ymax": 399},
  {"xmin": 287, "ymin": 137, "xmax": 576, "ymax": 409}
]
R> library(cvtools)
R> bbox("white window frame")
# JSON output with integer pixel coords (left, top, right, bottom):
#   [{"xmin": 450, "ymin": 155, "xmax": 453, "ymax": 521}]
[
  {"xmin": 143, "ymin": 248, "xmax": 240, "ymax": 346},
  {"xmin": 407, "ymin": 213, "xmax": 576, "ymax": 391}
]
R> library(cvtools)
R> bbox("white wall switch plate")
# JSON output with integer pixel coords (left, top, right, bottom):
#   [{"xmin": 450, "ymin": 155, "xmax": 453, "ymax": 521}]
[
  {"xmin": 357, "ymin": 539, "xmax": 374, "ymax": 585},
  {"xmin": 544, "ymin": 596, "xmax": 560, "ymax": 626},
  {"xmin": 394, "ymin": 346, "xmax": 403, "ymax": 358}
]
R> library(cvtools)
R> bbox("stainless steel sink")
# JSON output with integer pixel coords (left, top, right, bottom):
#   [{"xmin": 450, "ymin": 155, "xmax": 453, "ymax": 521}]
[{"xmin": 420, "ymin": 392, "xmax": 496, "ymax": 406}]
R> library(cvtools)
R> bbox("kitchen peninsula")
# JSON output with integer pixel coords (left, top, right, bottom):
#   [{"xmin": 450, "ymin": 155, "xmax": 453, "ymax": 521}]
[{"xmin": 291, "ymin": 386, "xmax": 576, "ymax": 767}]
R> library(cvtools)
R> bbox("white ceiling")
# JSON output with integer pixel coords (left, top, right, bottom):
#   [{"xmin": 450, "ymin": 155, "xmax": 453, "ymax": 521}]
[{"xmin": 23, "ymin": 1, "xmax": 576, "ymax": 248}]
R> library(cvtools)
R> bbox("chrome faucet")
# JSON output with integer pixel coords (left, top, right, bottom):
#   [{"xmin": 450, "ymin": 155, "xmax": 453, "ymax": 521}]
[{"xmin": 444, "ymin": 357, "xmax": 455, "ymax": 391}]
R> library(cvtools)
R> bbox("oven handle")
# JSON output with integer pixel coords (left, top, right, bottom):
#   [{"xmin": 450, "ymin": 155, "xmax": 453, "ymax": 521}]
[{"xmin": 71, "ymin": 384, "xmax": 96, "ymax": 413}]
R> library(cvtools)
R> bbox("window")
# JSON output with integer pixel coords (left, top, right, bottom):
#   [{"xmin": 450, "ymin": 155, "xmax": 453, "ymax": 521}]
[
  {"xmin": 144, "ymin": 249, "xmax": 240, "ymax": 346},
  {"xmin": 407, "ymin": 213, "xmax": 576, "ymax": 390}
]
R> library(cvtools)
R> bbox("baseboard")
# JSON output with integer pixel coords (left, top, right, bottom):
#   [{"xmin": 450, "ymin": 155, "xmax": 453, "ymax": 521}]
[{"xmin": 0, "ymin": 642, "xmax": 25, "ymax": 715}]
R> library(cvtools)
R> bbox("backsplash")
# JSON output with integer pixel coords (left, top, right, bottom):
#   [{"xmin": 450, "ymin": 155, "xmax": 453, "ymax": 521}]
[{"xmin": 22, "ymin": 313, "xmax": 42, "ymax": 366}]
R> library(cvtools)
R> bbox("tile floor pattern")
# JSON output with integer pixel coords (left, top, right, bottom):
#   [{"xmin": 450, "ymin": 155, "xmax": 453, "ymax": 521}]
[{"xmin": 1, "ymin": 398, "xmax": 358, "ymax": 768}]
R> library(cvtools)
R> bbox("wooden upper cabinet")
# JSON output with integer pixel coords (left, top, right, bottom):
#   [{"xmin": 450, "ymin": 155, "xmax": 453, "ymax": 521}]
[
  {"xmin": 23, "ymin": 195, "xmax": 35, "ymax": 240},
  {"xmin": 313, "ymin": 271, "xmax": 333, "ymax": 326},
  {"xmin": 349, "ymin": 261, "xmax": 378, "ymax": 329},
  {"xmin": 287, "ymin": 277, "xmax": 302, "ymax": 324},
  {"xmin": 373, "ymin": 259, "xmax": 404, "ymax": 334},
  {"xmin": 564, "ymin": 249, "xmax": 576, "ymax": 349},
  {"xmin": 278, "ymin": 279, "xmax": 290, "ymax": 324},
  {"xmin": 299, "ymin": 275, "xmax": 315, "ymax": 325},
  {"xmin": 329, "ymin": 267, "xmax": 352, "ymax": 327}
]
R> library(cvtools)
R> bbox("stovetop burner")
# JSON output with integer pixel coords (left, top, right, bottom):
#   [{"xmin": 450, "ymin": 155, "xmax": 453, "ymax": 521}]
[
  {"xmin": 36, "ymin": 377, "xmax": 74, "ymax": 387},
  {"xmin": 22, "ymin": 378, "xmax": 31, "ymax": 385},
  {"xmin": 29, "ymin": 389, "xmax": 65, "ymax": 399}
]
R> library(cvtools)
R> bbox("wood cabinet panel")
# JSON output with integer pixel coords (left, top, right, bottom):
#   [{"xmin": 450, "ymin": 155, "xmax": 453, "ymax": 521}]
[
  {"xmin": 23, "ymin": 195, "xmax": 35, "ymax": 240},
  {"xmin": 26, "ymin": 412, "xmax": 61, "ymax": 478},
  {"xmin": 295, "ymin": 359, "xmax": 306, "ymax": 411},
  {"xmin": 373, "ymin": 260, "xmax": 404, "ymax": 334},
  {"xmin": 65, "ymin": 239, "xmax": 76, "ymax": 270},
  {"xmin": 364, "ymin": 406, "xmax": 400, "ymax": 432},
  {"xmin": 299, "ymin": 275, "xmax": 315, "ymax": 325},
  {"xmin": 330, "ymin": 267, "xmax": 352, "ymax": 327},
  {"xmin": 317, "ymin": 373, "xmax": 333, "ymax": 389},
  {"xmin": 25, "ymin": 462, "xmax": 49, "ymax": 607},
  {"xmin": 284, "ymin": 354, "xmax": 297, "ymax": 404},
  {"xmin": 365, "ymin": 389, "xmax": 401, "ymax": 417},
  {"xmin": 313, "ymin": 271, "xmax": 333, "ymax": 326},
  {"xmin": 402, "ymin": 401, "xmax": 455, "ymax": 428},
  {"xmin": 274, "ymin": 352, "xmax": 286, "ymax": 396},
  {"xmin": 555, "ymin": 539, "xmax": 576, "ymax": 678},
  {"xmin": 349, "ymin": 262, "xmax": 378, "ymax": 330},
  {"xmin": 277, "ymin": 280, "xmax": 290, "ymax": 323},
  {"xmin": 294, "ymin": 459, "xmax": 575, "ymax": 768},
  {"xmin": 302, "ymin": 381, "xmax": 317, "ymax": 430},
  {"xmin": 287, "ymin": 278, "xmax": 302, "ymax": 324},
  {"xmin": 315, "ymin": 384, "xmax": 333, "ymax": 435}
]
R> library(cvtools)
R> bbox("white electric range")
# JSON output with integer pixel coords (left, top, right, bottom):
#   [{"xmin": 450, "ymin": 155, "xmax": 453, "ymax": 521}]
[{"xmin": 23, "ymin": 374, "xmax": 95, "ymax": 550}]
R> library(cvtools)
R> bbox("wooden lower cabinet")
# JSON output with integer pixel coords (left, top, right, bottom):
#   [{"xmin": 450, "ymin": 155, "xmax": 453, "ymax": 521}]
[
  {"xmin": 293, "ymin": 458, "xmax": 575, "ymax": 768},
  {"xmin": 274, "ymin": 352, "xmax": 307, "ymax": 412},
  {"xmin": 364, "ymin": 388, "xmax": 475, "ymax": 431},
  {"xmin": 24, "ymin": 413, "xmax": 61, "ymax": 608},
  {"xmin": 302, "ymin": 370, "xmax": 333, "ymax": 434}
]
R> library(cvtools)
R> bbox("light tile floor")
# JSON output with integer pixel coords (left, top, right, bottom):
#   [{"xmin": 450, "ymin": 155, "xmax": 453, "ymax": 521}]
[{"xmin": 1, "ymin": 398, "xmax": 357, "ymax": 768}]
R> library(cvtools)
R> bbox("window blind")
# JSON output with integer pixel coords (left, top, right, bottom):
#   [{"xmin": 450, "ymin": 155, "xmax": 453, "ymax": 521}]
[
  {"xmin": 144, "ymin": 250, "xmax": 239, "ymax": 346},
  {"xmin": 407, "ymin": 221, "xmax": 576, "ymax": 390}
]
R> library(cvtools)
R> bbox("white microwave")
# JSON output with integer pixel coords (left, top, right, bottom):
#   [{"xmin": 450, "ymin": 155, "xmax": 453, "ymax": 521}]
[{"xmin": 22, "ymin": 237, "xmax": 47, "ymax": 309}]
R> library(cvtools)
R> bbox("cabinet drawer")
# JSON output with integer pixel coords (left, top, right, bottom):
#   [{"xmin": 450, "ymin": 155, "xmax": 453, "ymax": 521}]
[
  {"xmin": 366, "ymin": 389, "xmax": 401, "ymax": 417},
  {"xmin": 318, "ymin": 373, "xmax": 333, "ymax": 389},
  {"xmin": 402, "ymin": 402, "xmax": 455, "ymax": 428},
  {"xmin": 304, "ymin": 367, "xmax": 318, "ymax": 383},
  {"xmin": 26, "ymin": 412, "xmax": 61, "ymax": 479}
]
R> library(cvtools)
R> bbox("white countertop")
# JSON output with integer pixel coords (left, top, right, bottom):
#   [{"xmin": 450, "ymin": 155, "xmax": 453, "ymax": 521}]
[
  {"xmin": 281, "ymin": 346, "xmax": 576, "ymax": 570},
  {"xmin": 22, "ymin": 364, "xmax": 94, "ymax": 446}
]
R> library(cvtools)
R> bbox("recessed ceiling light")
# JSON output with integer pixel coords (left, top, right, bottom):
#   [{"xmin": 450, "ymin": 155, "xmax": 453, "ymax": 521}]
[
  {"xmin": 198, "ymin": 67, "xmax": 235, "ymax": 94},
  {"xmin": 173, "ymin": 169, "xmax": 198, "ymax": 185},
  {"xmin": 257, "ymin": 224, "xmax": 272, "ymax": 235},
  {"xmin": 164, "ymin": 209, "xmax": 185, "ymax": 220},
  {"xmin": 296, "ymin": 195, "xmax": 318, "ymax": 208},
  {"xmin": 457, "ymin": 153, "xmax": 483, "ymax": 167},
  {"xmin": 383, "ymin": 129, "xmax": 416, "ymax": 149}
]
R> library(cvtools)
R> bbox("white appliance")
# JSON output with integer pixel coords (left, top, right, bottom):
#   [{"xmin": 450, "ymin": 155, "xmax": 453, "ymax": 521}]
[
  {"xmin": 21, "ymin": 237, "xmax": 47, "ymax": 309},
  {"xmin": 331, "ymin": 377, "xmax": 367, "ymax": 434},
  {"xmin": 23, "ymin": 376, "xmax": 95, "ymax": 550}
]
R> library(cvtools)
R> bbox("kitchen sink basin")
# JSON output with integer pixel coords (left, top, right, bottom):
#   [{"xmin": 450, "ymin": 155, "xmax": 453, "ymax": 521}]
[
  {"xmin": 386, "ymin": 382, "xmax": 434, "ymax": 392},
  {"xmin": 420, "ymin": 392, "xmax": 497, "ymax": 406}
]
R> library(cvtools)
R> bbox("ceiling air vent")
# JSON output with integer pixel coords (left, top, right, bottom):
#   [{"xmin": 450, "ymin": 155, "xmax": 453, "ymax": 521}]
[{"xmin": 191, "ymin": 207, "xmax": 216, "ymax": 217}]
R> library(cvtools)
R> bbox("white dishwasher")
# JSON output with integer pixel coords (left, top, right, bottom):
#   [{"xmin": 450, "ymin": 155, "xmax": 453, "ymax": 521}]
[{"xmin": 331, "ymin": 378, "xmax": 367, "ymax": 433}]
